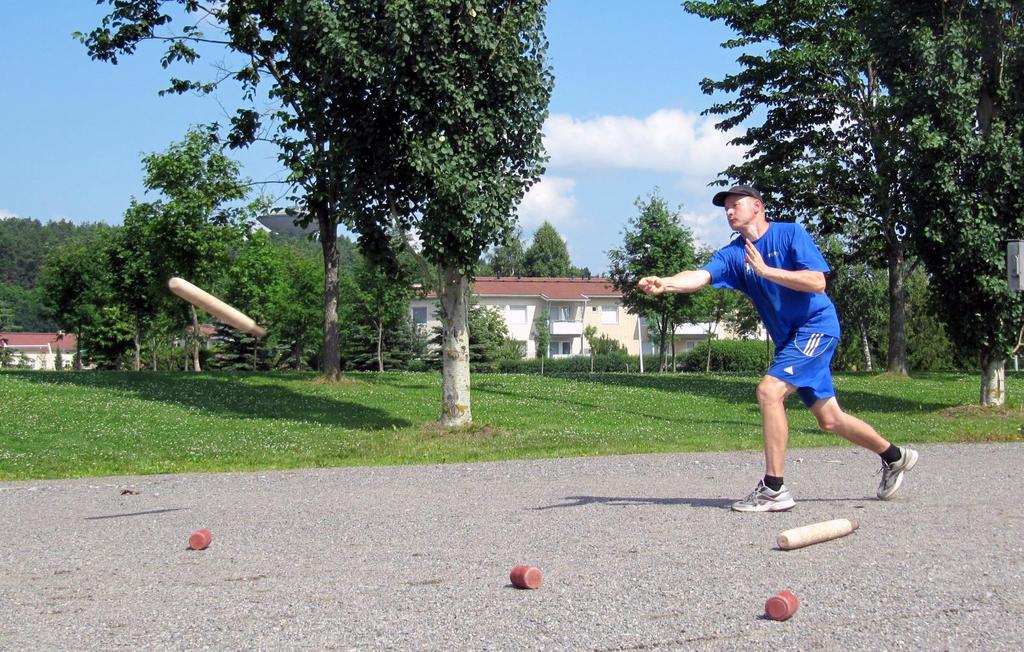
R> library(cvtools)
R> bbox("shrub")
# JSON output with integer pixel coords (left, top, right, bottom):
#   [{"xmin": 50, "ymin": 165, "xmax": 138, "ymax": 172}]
[{"xmin": 681, "ymin": 339, "xmax": 773, "ymax": 372}]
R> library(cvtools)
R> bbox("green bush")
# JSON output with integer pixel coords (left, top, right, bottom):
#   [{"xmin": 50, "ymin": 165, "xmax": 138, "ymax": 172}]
[
  {"xmin": 590, "ymin": 333, "xmax": 627, "ymax": 355},
  {"xmin": 681, "ymin": 339, "xmax": 773, "ymax": 372},
  {"xmin": 407, "ymin": 359, "xmax": 430, "ymax": 372}
]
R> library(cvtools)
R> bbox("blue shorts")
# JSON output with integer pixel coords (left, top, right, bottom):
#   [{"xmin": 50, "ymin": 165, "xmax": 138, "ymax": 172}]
[{"xmin": 766, "ymin": 331, "xmax": 839, "ymax": 408}]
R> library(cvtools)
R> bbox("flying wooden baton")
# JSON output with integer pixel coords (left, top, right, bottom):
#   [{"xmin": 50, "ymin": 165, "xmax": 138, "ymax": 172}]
[{"xmin": 167, "ymin": 277, "xmax": 266, "ymax": 337}]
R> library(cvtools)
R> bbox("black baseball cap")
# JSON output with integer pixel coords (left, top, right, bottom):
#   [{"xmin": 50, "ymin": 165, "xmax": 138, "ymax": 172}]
[{"xmin": 712, "ymin": 184, "xmax": 763, "ymax": 207}]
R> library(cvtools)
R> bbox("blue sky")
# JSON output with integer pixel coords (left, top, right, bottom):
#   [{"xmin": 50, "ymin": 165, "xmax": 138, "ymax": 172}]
[{"xmin": 1, "ymin": 1, "xmax": 748, "ymax": 273}]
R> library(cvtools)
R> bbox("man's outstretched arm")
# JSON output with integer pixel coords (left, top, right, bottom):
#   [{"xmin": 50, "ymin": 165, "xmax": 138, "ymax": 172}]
[{"xmin": 638, "ymin": 270, "xmax": 712, "ymax": 295}]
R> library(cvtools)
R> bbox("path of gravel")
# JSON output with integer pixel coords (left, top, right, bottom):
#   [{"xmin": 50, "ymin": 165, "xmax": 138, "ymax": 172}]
[{"xmin": 1, "ymin": 442, "xmax": 1022, "ymax": 650}]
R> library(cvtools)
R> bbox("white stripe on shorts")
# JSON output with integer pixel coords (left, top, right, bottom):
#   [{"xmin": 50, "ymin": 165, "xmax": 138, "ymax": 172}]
[{"xmin": 801, "ymin": 333, "xmax": 823, "ymax": 357}]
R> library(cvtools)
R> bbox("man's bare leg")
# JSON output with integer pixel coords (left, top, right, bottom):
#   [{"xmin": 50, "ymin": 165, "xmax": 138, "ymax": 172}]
[
  {"xmin": 756, "ymin": 375, "xmax": 797, "ymax": 476},
  {"xmin": 808, "ymin": 397, "xmax": 889, "ymax": 453},
  {"xmin": 809, "ymin": 396, "xmax": 918, "ymax": 499}
]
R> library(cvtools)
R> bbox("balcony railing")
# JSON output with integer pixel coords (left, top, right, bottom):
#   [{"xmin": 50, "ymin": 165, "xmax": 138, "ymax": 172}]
[{"xmin": 549, "ymin": 320, "xmax": 584, "ymax": 335}]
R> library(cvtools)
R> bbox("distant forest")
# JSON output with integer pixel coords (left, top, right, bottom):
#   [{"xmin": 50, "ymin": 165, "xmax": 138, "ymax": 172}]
[
  {"xmin": 0, "ymin": 218, "xmax": 103, "ymax": 331},
  {"xmin": 0, "ymin": 217, "xmax": 354, "ymax": 333}
]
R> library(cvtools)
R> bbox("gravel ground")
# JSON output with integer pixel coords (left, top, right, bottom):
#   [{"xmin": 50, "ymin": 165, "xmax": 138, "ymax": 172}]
[{"xmin": 1, "ymin": 442, "xmax": 1022, "ymax": 651}]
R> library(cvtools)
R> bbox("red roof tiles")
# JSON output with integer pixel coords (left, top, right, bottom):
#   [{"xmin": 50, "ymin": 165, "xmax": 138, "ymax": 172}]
[{"xmin": 0, "ymin": 332, "xmax": 78, "ymax": 351}]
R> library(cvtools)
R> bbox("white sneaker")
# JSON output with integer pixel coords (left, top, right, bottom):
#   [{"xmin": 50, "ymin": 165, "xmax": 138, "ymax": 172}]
[
  {"xmin": 877, "ymin": 446, "xmax": 919, "ymax": 500},
  {"xmin": 732, "ymin": 480, "xmax": 796, "ymax": 512}
]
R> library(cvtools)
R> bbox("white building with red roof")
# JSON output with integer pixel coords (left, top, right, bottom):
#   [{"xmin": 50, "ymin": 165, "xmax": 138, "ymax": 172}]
[
  {"xmin": 0, "ymin": 331, "xmax": 77, "ymax": 370},
  {"xmin": 407, "ymin": 274, "xmax": 761, "ymax": 358},
  {"xmin": 409, "ymin": 276, "xmax": 745, "ymax": 359},
  {"xmin": 411, "ymin": 277, "xmax": 629, "ymax": 358}
]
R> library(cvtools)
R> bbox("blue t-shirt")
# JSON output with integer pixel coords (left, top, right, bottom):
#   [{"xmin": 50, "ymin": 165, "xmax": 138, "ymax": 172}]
[{"xmin": 701, "ymin": 222, "xmax": 840, "ymax": 349}]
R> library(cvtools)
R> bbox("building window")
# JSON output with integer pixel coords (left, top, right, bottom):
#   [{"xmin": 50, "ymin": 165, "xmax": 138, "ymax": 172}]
[
  {"xmin": 506, "ymin": 305, "xmax": 527, "ymax": 325},
  {"xmin": 412, "ymin": 307, "xmax": 428, "ymax": 324},
  {"xmin": 549, "ymin": 340, "xmax": 571, "ymax": 356},
  {"xmin": 601, "ymin": 305, "xmax": 618, "ymax": 324},
  {"xmin": 686, "ymin": 340, "xmax": 696, "ymax": 350},
  {"xmin": 554, "ymin": 306, "xmax": 573, "ymax": 322}
]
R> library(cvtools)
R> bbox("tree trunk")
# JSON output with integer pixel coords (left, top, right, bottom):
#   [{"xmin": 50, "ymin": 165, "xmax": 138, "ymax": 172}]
[
  {"xmin": 319, "ymin": 212, "xmax": 341, "ymax": 380},
  {"xmin": 189, "ymin": 304, "xmax": 202, "ymax": 372},
  {"xmin": 377, "ymin": 320, "xmax": 384, "ymax": 372},
  {"xmin": 151, "ymin": 337, "xmax": 158, "ymax": 371},
  {"xmin": 977, "ymin": 1, "xmax": 1002, "ymax": 136},
  {"xmin": 886, "ymin": 244, "xmax": 908, "ymax": 374},
  {"xmin": 671, "ymin": 329, "xmax": 677, "ymax": 372},
  {"xmin": 132, "ymin": 322, "xmax": 142, "ymax": 372},
  {"xmin": 658, "ymin": 315, "xmax": 668, "ymax": 372},
  {"xmin": 980, "ymin": 354, "xmax": 1006, "ymax": 407},
  {"xmin": 293, "ymin": 342, "xmax": 303, "ymax": 371},
  {"xmin": 860, "ymin": 320, "xmax": 873, "ymax": 372},
  {"xmin": 75, "ymin": 335, "xmax": 83, "ymax": 371},
  {"xmin": 439, "ymin": 266, "xmax": 471, "ymax": 427}
]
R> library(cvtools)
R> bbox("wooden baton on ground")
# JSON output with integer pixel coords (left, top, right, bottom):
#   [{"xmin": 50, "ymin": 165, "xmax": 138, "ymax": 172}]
[
  {"xmin": 777, "ymin": 518, "xmax": 859, "ymax": 551},
  {"xmin": 167, "ymin": 277, "xmax": 266, "ymax": 337}
]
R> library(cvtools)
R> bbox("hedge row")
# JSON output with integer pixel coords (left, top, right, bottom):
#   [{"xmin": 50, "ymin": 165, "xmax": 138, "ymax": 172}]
[
  {"xmin": 486, "ymin": 339, "xmax": 775, "ymax": 374},
  {"xmin": 679, "ymin": 339, "xmax": 774, "ymax": 372}
]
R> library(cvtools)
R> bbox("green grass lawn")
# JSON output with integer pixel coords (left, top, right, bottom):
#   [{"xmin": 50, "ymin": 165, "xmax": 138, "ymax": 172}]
[{"xmin": 1, "ymin": 370, "xmax": 1021, "ymax": 480}]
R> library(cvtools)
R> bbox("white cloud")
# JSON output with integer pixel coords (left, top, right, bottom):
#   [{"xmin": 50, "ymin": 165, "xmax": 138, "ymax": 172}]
[
  {"xmin": 680, "ymin": 209, "xmax": 734, "ymax": 250},
  {"xmin": 0, "ymin": 209, "xmax": 18, "ymax": 220},
  {"xmin": 543, "ymin": 110, "xmax": 746, "ymax": 181},
  {"xmin": 517, "ymin": 175, "xmax": 577, "ymax": 230}
]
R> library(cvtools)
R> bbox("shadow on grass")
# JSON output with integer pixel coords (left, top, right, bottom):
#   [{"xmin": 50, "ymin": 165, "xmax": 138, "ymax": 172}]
[
  {"xmin": 471, "ymin": 382, "xmax": 761, "ymax": 429},
  {"xmin": 533, "ymin": 373, "xmax": 955, "ymax": 413},
  {"xmin": 10, "ymin": 371, "xmax": 410, "ymax": 430},
  {"xmin": 533, "ymin": 495, "xmax": 734, "ymax": 510}
]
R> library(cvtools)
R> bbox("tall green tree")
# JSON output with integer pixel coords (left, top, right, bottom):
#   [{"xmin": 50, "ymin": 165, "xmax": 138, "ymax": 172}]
[
  {"xmin": 339, "ymin": 250, "xmax": 417, "ymax": 372},
  {"xmin": 608, "ymin": 193, "xmax": 698, "ymax": 371},
  {"xmin": 689, "ymin": 284, "xmax": 743, "ymax": 373},
  {"xmin": 79, "ymin": 1, "xmax": 387, "ymax": 380},
  {"xmin": 685, "ymin": 0, "xmax": 916, "ymax": 375},
  {"xmin": 533, "ymin": 307, "xmax": 550, "ymax": 374},
  {"xmin": 81, "ymin": 2, "xmax": 552, "ymax": 420},
  {"xmin": 822, "ymin": 237, "xmax": 889, "ymax": 372},
  {"xmin": 223, "ymin": 230, "xmax": 281, "ymax": 328},
  {"xmin": 0, "ymin": 218, "xmax": 110, "ymax": 331},
  {"xmin": 265, "ymin": 236, "xmax": 324, "ymax": 370},
  {"xmin": 467, "ymin": 304, "xmax": 514, "ymax": 373},
  {"xmin": 0, "ymin": 218, "xmax": 81, "ymax": 288},
  {"xmin": 359, "ymin": 0, "xmax": 552, "ymax": 426},
  {"xmin": 874, "ymin": 1, "xmax": 1024, "ymax": 405},
  {"xmin": 135, "ymin": 127, "xmax": 255, "ymax": 372},
  {"xmin": 215, "ymin": 229, "xmax": 285, "ymax": 370},
  {"xmin": 523, "ymin": 222, "xmax": 572, "ymax": 277},
  {"xmin": 109, "ymin": 201, "xmax": 165, "ymax": 371},
  {"xmin": 904, "ymin": 267, "xmax": 961, "ymax": 372},
  {"xmin": 686, "ymin": 246, "xmax": 750, "ymax": 373},
  {"xmin": 40, "ymin": 227, "xmax": 120, "ymax": 369},
  {"xmin": 487, "ymin": 228, "xmax": 527, "ymax": 277}
]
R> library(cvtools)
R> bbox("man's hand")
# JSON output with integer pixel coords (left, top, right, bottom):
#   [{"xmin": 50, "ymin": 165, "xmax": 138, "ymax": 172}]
[
  {"xmin": 743, "ymin": 240, "xmax": 827, "ymax": 293},
  {"xmin": 744, "ymin": 239, "xmax": 769, "ymax": 277},
  {"xmin": 638, "ymin": 276, "xmax": 665, "ymax": 295}
]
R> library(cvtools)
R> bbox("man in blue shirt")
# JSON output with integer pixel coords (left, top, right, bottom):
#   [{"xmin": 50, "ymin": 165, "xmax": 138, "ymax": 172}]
[{"xmin": 639, "ymin": 185, "xmax": 918, "ymax": 512}]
